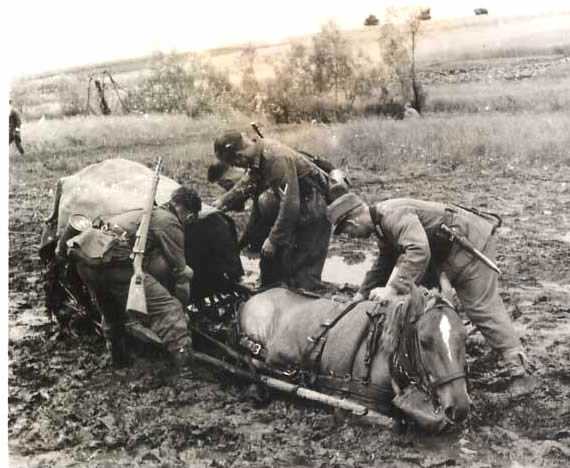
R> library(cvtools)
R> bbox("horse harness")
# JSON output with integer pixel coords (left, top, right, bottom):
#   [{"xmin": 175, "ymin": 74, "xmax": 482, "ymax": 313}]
[
  {"xmin": 239, "ymin": 298, "xmax": 394, "ymax": 406},
  {"xmin": 239, "ymin": 292, "xmax": 466, "ymax": 408},
  {"xmin": 390, "ymin": 295, "xmax": 466, "ymax": 398}
]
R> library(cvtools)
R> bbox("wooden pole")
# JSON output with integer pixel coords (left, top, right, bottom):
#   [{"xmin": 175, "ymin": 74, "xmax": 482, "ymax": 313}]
[{"xmin": 189, "ymin": 351, "xmax": 393, "ymax": 428}]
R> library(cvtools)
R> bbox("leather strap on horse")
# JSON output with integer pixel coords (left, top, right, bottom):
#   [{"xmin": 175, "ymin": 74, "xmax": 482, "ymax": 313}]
[
  {"xmin": 362, "ymin": 302, "xmax": 387, "ymax": 383},
  {"xmin": 303, "ymin": 300, "xmax": 364, "ymax": 378}
]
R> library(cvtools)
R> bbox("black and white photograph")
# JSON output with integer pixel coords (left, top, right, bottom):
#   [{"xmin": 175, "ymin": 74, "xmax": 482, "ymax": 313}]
[{"xmin": 5, "ymin": 1, "xmax": 570, "ymax": 466}]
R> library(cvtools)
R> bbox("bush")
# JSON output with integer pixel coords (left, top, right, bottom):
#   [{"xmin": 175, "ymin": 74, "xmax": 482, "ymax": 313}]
[
  {"xmin": 263, "ymin": 23, "xmax": 389, "ymax": 123},
  {"xmin": 127, "ymin": 52, "xmax": 237, "ymax": 117},
  {"xmin": 57, "ymin": 75, "xmax": 85, "ymax": 117}
]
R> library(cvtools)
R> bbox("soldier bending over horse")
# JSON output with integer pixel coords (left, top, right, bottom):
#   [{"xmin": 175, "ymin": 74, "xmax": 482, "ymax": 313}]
[{"xmin": 327, "ymin": 193, "xmax": 536, "ymax": 395}]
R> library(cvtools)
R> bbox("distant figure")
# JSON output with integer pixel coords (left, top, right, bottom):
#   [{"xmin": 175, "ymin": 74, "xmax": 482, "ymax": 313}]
[
  {"xmin": 404, "ymin": 102, "xmax": 421, "ymax": 119},
  {"xmin": 9, "ymin": 101, "xmax": 25, "ymax": 155},
  {"xmin": 94, "ymin": 80, "xmax": 111, "ymax": 115},
  {"xmin": 474, "ymin": 8, "xmax": 488, "ymax": 15}
]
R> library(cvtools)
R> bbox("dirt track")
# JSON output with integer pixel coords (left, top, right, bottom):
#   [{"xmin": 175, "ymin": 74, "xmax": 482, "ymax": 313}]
[{"xmin": 8, "ymin": 148, "xmax": 570, "ymax": 467}]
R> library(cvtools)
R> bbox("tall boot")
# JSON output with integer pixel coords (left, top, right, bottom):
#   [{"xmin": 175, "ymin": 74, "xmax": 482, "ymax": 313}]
[
  {"xmin": 497, "ymin": 348, "xmax": 538, "ymax": 397},
  {"xmin": 109, "ymin": 328, "xmax": 131, "ymax": 368}
]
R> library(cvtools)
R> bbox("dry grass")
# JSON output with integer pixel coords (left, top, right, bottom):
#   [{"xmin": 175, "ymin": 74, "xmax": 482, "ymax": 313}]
[
  {"xmin": 12, "ymin": 110, "xmax": 569, "ymax": 193},
  {"xmin": 274, "ymin": 112, "xmax": 570, "ymax": 174},
  {"xmin": 427, "ymin": 74, "xmax": 570, "ymax": 113}
]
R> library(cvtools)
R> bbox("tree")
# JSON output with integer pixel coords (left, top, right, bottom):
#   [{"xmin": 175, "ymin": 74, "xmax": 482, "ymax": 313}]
[
  {"xmin": 237, "ymin": 44, "xmax": 260, "ymax": 110},
  {"xmin": 364, "ymin": 14, "xmax": 379, "ymax": 26},
  {"xmin": 377, "ymin": 7, "xmax": 427, "ymax": 113},
  {"xmin": 311, "ymin": 22, "xmax": 354, "ymax": 105}
]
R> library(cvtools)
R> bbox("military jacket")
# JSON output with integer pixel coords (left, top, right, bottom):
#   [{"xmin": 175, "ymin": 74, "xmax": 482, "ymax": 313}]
[
  {"xmin": 360, "ymin": 198, "xmax": 495, "ymax": 295},
  {"xmin": 217, "ymin": 138, "xmax": 317, "ymax": 246},
  {"xmin": 107, "ymin": 206, "xmax": 187, "ymax": 280}
]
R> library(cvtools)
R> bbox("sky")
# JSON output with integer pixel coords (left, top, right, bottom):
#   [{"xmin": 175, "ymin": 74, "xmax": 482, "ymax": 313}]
[{"xmin": 4, "ymin": 0, "xmax": 570, "ymax": 79}]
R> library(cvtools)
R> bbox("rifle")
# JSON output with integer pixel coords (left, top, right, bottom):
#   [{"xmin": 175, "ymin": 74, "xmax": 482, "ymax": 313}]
[
  {"xmin": 440, "ymin": 224, "xmax": 501, "ymax": 275},
  {"xmin": 126, "ymin": 157, "xmax": 164, "ymax": 316}
]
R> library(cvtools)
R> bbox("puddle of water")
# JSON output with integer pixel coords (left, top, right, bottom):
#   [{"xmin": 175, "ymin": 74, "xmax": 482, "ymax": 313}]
[
  {"xmin": 322, "ymin": 254, "xmax": 375, "ymax": 285},
  {"xmin": 240, "ymin": 252, "xmax": 375, "ymax": 287}
]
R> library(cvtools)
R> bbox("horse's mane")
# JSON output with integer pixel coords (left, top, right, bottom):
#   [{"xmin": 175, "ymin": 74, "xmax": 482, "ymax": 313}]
[{"xmin": 379, "ymin": 286, "xmax": 428, "ymax": 355}]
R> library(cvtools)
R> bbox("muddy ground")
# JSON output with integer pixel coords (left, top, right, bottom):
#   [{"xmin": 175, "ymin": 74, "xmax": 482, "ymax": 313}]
[{"xmin": 8, "ymin": 144, "xmax": 570, "ymax": 468}]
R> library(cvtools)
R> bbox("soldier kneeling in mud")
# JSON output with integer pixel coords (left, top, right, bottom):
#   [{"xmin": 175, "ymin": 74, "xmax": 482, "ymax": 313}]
[
  {"xmin": 327, "ymin": 193, "xmax": 537, "ymax": 396},
  {"xmin": 59, "ymin": 186, "xmax": 201, "ymax": 371}
]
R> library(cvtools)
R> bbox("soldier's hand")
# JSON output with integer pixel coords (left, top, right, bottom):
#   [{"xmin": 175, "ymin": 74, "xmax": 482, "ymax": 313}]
[
  {"xmin": 174, "ymin": 280, "xmax": 191, "ymax": 306},
  {"xmin": 261, "ymin": 238, "xmax": 275, "ymax": 258},
  {"xmin": 179, "ymin": 265, "xmax": 194, "ymax": 281},
  {"xmin": 369, "ymin": 285, "xmax": 398, "ymax": 303},
  {"xmin": 352, "ymin": 291, "xmax": 367, "ymax": 302}
]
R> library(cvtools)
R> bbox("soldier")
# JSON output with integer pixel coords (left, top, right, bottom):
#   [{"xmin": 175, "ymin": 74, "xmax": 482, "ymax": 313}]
[
  {"xmin": 212, "ymin": 130, "xmax": 331, "ymax": 291},
  {"xmin": 64, "ymin": 186, "xmax": 201, "ymax": 370},
  {"xmin": 9, "ymin": 100, "xmax": 25, "ymax": 155},
  {"xmin": 327, "ymin": 193, "xmax": 536, "ymax": 394}
]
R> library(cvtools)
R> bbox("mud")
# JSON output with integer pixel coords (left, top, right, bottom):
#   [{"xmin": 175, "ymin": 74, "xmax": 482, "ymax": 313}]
[{"xmin": 8, "ymin": 148, "xmax": 570, "ymax": 467}]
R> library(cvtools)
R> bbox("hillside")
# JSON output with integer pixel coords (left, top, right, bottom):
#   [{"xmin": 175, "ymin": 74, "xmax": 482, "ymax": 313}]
[{"xmin": 9, "ymin": 11, "xmax": 570, "ymax": 121}]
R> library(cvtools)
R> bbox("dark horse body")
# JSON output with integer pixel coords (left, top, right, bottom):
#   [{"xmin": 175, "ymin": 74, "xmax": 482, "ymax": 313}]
[{"xmin": 239, "ymin": 285, "xmax": 470, "ymax": 431}]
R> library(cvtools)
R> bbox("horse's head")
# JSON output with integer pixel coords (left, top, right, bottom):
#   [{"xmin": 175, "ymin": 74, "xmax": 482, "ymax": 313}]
[{"xmin": 415, "ymin": 295, "xmax": 470, "ymax": 424}]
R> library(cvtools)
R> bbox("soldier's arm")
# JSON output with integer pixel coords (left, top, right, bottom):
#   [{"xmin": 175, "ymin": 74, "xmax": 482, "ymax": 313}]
[
  {"xmin": 383, "ymin": 210, "xmax": 431, "ymax": 294},
  {"xmin": 268, "ymin": 155, "xmax": 300, "ymax": 246},
  {"xmin": 152, "ymin": 216, "xmax": 187, "ymax": 279},
  {"xmin": 215, "ymin": 173, "xmax": 257, "ymax": 212},
  {"xmin": 358, "ymin": 249, "xmax": 398, "ymax": 298}
]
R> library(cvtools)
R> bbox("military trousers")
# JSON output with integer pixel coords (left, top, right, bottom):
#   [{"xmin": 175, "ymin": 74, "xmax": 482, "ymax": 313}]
[
  {"xmin": 260, "ymin": 216, "xmax": 331, "ymax": 291},
  {"xmin": 443, "ymin": 235, "xmax": 521, "ymax": 352},
  {"xmin": 76, "ymin": 263, "xmax": 189, "ymax": 353},
  {"xmin": 9, "ymin": 131, "xmax": 25, "ymax": 155}
]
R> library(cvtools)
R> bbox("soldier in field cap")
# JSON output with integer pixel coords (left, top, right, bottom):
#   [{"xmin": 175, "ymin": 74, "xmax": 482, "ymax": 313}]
[
  {"xmin": 213, "ymin": 129, "xmax": 331, "ymax": 291},
  {"xmin": 328, "ymin": 193, "xmax": 537, "ymax": 396}
]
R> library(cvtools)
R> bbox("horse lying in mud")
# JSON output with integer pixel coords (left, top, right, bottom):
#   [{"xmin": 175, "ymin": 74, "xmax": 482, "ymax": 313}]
[{"xmin": 238, "ymin": 285, "xmax": 470, "ymax": 432}]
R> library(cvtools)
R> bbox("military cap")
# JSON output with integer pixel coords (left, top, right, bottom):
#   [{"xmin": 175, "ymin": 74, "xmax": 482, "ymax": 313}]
[
  {"xmin": 327, "ymin": 192, "xmax": 366, "ymax": 235},
  {"xmin": 214, "ymin": 130, "xmax": 245, "ymax": 162}
]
